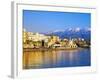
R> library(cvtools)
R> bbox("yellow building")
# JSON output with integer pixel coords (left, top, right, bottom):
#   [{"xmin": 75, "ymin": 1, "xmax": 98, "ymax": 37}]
[
  {"xmin": 23, "ymin": 28, "xmax": 63, "ymax": 48},
  {"xmin": 23, "ymin": 28, "xmax": 28, "ymax": 43},
  {"xmin": 27, "ymin": 32, "xmax": 50, "ymax": 42},
  {"xmin": 47, "ymin": 36, "xmax": 60, "ymax": 47},
  {"xmin": 67, "ymin": 39, "xmax": 78, "ymax": 48},
  {"xmin": 51, "ymin": 36, "xmax": 60, "ymax": 42},
  {"xmin": 27, "ymin": 32, "xmax": 34, "ymax": 41}
]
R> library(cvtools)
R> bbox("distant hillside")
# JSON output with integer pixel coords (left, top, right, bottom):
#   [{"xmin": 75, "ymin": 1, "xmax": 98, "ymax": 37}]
[{"xmin": 44, "ymin": 28, "xmax": 91, "ymax": 41}]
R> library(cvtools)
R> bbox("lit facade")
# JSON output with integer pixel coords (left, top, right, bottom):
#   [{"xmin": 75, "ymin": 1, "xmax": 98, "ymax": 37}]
[
  {"xmin": 23, "ymin": 28, "xmax": 28, "ymax": 43},
  {"xmin": 67, "ymin": 39, "xmax": 78, "ymax": 48}
]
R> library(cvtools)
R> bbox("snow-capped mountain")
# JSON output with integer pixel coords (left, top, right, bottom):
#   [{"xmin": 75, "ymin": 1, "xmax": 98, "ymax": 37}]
[{"xmin": 45, "ymin": 28, "xmax": 91, "ymax": 41}]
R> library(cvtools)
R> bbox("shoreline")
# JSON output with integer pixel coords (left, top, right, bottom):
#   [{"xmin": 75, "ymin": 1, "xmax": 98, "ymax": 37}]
[{"xmin": 23, "ymin": 47, "xmax": 90, "ymax": 52}]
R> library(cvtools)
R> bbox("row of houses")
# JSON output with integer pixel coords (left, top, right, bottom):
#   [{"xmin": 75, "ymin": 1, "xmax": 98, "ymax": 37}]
[{"xmin": 23, "ymin": 29, "xmax": 78, "ymax": 49}]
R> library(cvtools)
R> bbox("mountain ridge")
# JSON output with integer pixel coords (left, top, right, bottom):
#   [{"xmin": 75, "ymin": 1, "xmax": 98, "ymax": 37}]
[{"xmin": 44, "ymin": 28, "xmax": 91, "ymax": 41}]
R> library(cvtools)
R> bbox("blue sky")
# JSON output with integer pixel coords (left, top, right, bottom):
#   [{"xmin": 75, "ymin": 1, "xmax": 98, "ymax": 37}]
[{"xmin": 23, "ymin": 10, "xmax": 91, "ymax": 33}]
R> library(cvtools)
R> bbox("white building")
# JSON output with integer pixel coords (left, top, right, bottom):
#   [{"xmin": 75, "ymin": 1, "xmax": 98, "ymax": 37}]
[
  {"xmin": 67, "ymin": 39, "xmax": 78, "ymax": 48},
  {"xmin": 27, "ymin": 32, "xmax": 50, "ymax": 42}
]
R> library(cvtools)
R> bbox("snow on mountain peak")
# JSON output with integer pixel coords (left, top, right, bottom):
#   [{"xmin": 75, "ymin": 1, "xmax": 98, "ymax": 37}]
[
  {"xmin": 53, "ymin": 30, "xmax": 65, "ymax": 32},
  {"xmin": 75, "ymin": 27, "xmax": 80, "ymax": 32}
]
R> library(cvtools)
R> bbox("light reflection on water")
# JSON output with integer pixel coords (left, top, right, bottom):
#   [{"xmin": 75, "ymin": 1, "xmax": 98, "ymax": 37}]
[{"xmin": 23, "ymin": 48, "xmax": 90, "ymax": 69}]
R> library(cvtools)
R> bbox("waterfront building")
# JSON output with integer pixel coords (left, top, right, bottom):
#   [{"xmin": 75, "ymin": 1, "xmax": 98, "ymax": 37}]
[
  {"xmin": 47, "ymin": 36, "xmax": 60, "ymax": 47},
  {"xmin": 23, "ymin": 28, "xmax": 80, "ymax": 49},
  {"xmin": 52, "ymin": 44, "xmax": 62, "ymax": 48},
  {"xmin": 23, "ymin": 29, "xmax": 51, "ymax": 48},
  {"xmin": 27, "ymin": 32, "xmax": 50, "ymax": 42},
  {"xmin": 60, "ymin": 39, "xmax": 68, "ymax": 47},
  {"xmin": 27, "ymin": 32, "xmax": 34, "ymax": 41},
  {"xmin": 67, "ymin": 39, "xmax": 78, "ymax": 48},
  {"xmin": 51, "ymin": 36, "xmax": 60, "ymax": 42},
  {"xmin": 23, "ymin": 28, "xmax": 28, "ymax": 43}
]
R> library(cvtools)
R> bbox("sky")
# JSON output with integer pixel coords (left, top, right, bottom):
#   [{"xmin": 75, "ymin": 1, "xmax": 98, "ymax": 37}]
[{"xmin": 23, "ymin": 10, "xmax": 91, "ymax": 33}]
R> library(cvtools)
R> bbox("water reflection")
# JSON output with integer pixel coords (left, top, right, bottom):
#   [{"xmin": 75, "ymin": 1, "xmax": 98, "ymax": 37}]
[{"xmin": 23, "ymin": 48, "xmax": 90, "ymax": 69}]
